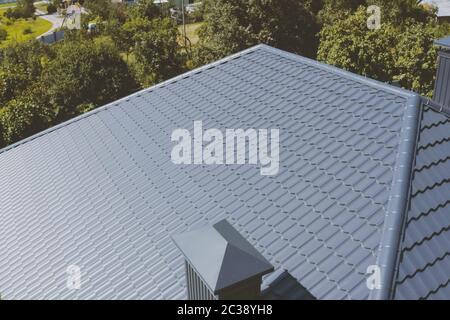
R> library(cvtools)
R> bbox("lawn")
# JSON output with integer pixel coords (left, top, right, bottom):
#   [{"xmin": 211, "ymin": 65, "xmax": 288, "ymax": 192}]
[
  {"xmin": 178, "ymin": 22, "xmax": 202, "ymax": 46},
  {"xmin": 0, "ymin": 2, "xmax": 16, "ymax": 9},
  {"xmin": 0, "ymin": 8, "xmax": 52, "ymax": 47}
]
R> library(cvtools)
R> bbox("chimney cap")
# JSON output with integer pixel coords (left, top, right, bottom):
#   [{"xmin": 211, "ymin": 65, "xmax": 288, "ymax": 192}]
[
  {"xmin": 172, "ymin": 219, "xmax": 274, "ymax": 294},
  {"xmin": 435, "ymin": 36, "xmax": 450, "ymax": 49}
]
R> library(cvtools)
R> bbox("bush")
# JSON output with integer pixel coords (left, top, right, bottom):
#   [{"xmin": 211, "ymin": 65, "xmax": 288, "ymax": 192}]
[
  {"xmin": 23, "ymin": 27, "xmax": 33, "ymax": 35},
  {"xmin": 4, "ymin": 0, "xmax": 35, "ymax": 19},
  {"xmin": 47, "ymin": 4, "xmax": 57, "ymax": 14},
  {"xmin": 42, "ymin": 38, "xmax": 138, "ymax": 121},
  {"xmin": 4, "ymin": 8, "xmax": 17, "ymax": 20},
  {"xmin": 0, "ymin": 28, "xmax": 7, "ymax": 42}
]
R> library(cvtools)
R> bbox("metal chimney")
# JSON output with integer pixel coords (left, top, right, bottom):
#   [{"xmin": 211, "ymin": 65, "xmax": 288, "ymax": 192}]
[
  {"xmin": 434, "ymin": 36, "xmax": 450, "ymax": 107},
  {"xmin": 420, "ymin": 36, "xmax": 450, "ymax": 117},
  {"xmin": 172, "ymin": 220, "xmax": 274, "ymax": 300}
]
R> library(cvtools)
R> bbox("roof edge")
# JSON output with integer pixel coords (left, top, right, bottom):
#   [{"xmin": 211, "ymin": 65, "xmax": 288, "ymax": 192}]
[
  {"xmin": 259, "ymin": 44, "xmax": 418, "ymax": 99},
  {"xmin": 369, "ymin": 94, "xmax": 422, "ymax": 300},
  {"xmin": 0, "ymin": 44, "xmax": 418, "ymax": 155},
  {"xmin": 0, "ymin": 44, "xmax": 266, "ymax": 155}
]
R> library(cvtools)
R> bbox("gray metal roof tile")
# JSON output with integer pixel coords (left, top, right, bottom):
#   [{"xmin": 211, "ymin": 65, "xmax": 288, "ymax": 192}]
[
  {"xmin": 395, "ymin": 107, "xmax": 450, "ymax": 300},
  {"xmin": 0, "ymin": 44, "xmax": 426, "ymax": 300}
]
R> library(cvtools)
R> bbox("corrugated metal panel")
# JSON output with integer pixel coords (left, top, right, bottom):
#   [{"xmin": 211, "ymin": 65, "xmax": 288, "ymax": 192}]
[
  {"xmin": 38, "ymin": 31, "xmax": 65, "ymax": 45},
  {"xmin": 433, "ymin": 51, "xmax": 450, "ymax": 107},
  {"xmin": 186, "ymin": 262, "xmax": 216, "ymax": 300},
  {"xmin": 395, "ymin": 106, "xmax": 450, "ymax": 300},
  {"xmin": 0, "ymin": 45, "xmax": 420, "ymax": 300}
]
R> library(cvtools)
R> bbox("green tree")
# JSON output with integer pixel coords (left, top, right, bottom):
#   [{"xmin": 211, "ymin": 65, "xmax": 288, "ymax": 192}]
[
  {"xmin": 83, "ymin": 0, "xmax": 128, "ymax": 26},
  {"xmin": 317, "ymin": 6, "xmax": 443, "ymax": 96},
  {"xmin": 132, "ymin": 18, "xmax": 184, "ymax": 86},
  {"xmin": 0, "ymin": 85, "xmax": 54, "ymax": 146},
  {"xmin": 0, "ymin": 29, "xmax": 7, "ymax": 42},
  {"xmin": 14, "ymin": 0, "xmax": 35, "ymax": 18},
  {"xmin": 392, "ymin": 22, "xmax": 440, "ymax": 97},
  {"xmin": 318, "ymin": 8, "xmax": 397, "ymax": 82},
  {"xmin": 42, "ymin": 39, "xmax": 138, "ymax": 121},
  {"xmin": 0, "ymin": 41, "xmax": 53, "ymax": 106},
  {"xmin": 127, "ymin": 0, "xmax": 163, "ymax": 20},
  {"xmin": 194, "ymin": 0, "xmax": 321, "ymax": 66},
  {"xmin": 108, "ymin": 17, "xmax": 153, "ymax": 58},
  {"xmin": 319, "ymin": 0, "xmax": 435, "ymax": 25}
]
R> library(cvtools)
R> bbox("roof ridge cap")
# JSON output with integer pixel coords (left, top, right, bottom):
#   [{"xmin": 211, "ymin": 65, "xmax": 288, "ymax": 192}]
[
  {"xmin": 369, "ymin": 95, "xmax": 422, "ymax": 300},
  {"xmin": 261, "ymin": 45, "xmax": 417, "ymax": 98}
]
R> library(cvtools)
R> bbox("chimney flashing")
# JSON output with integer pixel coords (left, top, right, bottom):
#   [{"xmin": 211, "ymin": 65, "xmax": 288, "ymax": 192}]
[{"xmin": 422, "ymin": 97, "xmax": 450, "ymax": 118}]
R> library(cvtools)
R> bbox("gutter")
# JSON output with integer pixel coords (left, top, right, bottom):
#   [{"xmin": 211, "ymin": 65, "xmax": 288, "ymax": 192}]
[{"xmin": 369, "ymin": 94, "xmax": 422, "ymax": 300}]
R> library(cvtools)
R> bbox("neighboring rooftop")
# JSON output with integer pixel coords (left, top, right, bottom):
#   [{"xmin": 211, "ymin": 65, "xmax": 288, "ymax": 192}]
[
  {"xmin": 435, "ymin": 35, "xmax": 450, "ymax": 48},
  {"xmin": 0, "ymin": 44, "xmax": 449, "ymax": 300}
]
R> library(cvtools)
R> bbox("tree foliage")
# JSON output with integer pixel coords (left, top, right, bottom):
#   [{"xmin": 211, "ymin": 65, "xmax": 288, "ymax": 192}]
[
  {"xmin": 41, "ymin": 39, "xmax": 138, "ymax": 121},
  {"xmin": 0, "ymin": 0, "xmax": 447, "ymax": 149},
  {"xmin": 131, "ymin": 18, "xmax": 184, "ymax": 86},
  {"xmin": 0, "ymin": 41, "xmax": 52, "ymax": 106},
  {"xmin": 127, "ymin": 0, "xmax": 164, "ymax": 20},
  {"xmin": 194, "ymin": 0, "xmax": 321, "ymax": 66},
  {"xmin": 319, "ymin": 0, "xmax": 435, "ymax": 24},
  {"xmin": 0, "ymin": 85, "xmax": 54, "ymax": 146},
  {"xmin": 317, "ymin": 5, "xmax": 444, "ymax": 96},
  {"xmin": 7, "ymin": 0, "xmax": 35, "ymax": 19}
]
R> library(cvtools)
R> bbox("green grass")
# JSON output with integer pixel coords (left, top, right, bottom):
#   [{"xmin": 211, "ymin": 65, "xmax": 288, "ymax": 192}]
[
  {"xmin": 178, "ymin": 22, "xmax": 202, "ymax": 46},
  {"xmin": 0, "ymin": 2, "xmax": 16, "ymax": 9},
  {"xmin": 0, "ymin": 8, "xmax": 52, "ymax": 47}
]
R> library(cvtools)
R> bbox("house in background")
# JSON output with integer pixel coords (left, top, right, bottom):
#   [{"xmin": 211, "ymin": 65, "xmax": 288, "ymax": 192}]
[{"xmin": 1, "ymin": 40, "xmax": 450, "ymax": 300}]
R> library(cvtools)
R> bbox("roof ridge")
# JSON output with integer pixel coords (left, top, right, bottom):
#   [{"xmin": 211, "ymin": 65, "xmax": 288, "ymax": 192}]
[
  {"xmin": 0, "ymin": 44, "xmax": 417, "ymax": 157},
  {"xmin": 259, "ymin": 44, "xmax": 418, "ymax": 99},
  {"xmin": 369, "ymin": 95, "xmax": 422, "ymax": 300}
]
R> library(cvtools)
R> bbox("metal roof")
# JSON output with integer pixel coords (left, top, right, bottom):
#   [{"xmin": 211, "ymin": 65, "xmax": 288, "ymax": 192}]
[
  {"xmin": 394, "ymin": 106, "xmax": 450, "ymax": 299},
  {"xmin": 434, "ymin": 35, "xmax": 450, "ymax": 48},
  {"xmin": 0, "ymin": 44, "xmax": 447, "ymax": 300},
  {"xmin": 172, "ymin": 219, "xmax": 274, "ymax": 293}
]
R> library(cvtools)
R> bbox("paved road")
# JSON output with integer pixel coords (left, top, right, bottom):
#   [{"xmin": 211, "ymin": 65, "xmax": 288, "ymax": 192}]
[
  {"xmin": 35, "ymin": 9, "xmax": 64, "ymax": 37},
  {"xmin": 36, "ymin": 5, "xmax": 85, "ymax": 37}
]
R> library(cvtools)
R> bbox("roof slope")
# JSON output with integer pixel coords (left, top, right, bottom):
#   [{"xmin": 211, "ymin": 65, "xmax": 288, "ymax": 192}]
[
  {"xmin": 0, "ymin": 45, "xmax": 421, "ymax": 300},
  {"xmin": 395, "ymin": 106, "xmax": 450, "ymax": 300}
]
